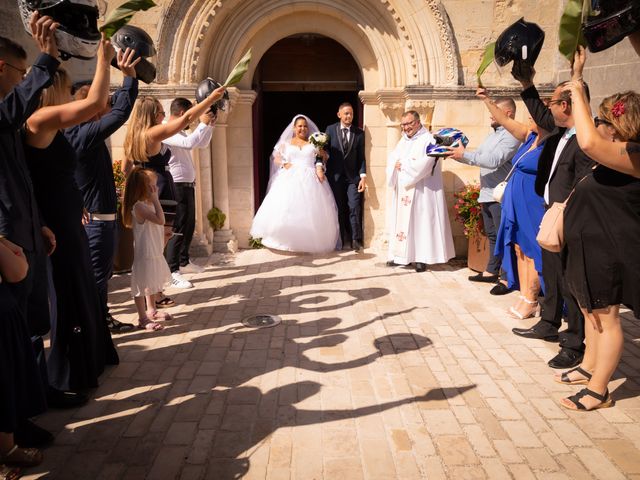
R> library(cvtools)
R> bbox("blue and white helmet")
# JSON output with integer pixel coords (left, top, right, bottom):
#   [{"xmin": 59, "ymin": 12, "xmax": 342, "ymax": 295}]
[{"xmin": 426, "ymin": 127, "xmax": 469, "ymax": 157}]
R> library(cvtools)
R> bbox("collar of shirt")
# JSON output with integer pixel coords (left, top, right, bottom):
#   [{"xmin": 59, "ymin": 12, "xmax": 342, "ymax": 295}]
[
  {"xmin": 564, "ymin": 127, "xmax": 576, "ymax": 140},
  {"xmin": 340, "ymin": 123, "xmax": 350, "ymax": 131}
]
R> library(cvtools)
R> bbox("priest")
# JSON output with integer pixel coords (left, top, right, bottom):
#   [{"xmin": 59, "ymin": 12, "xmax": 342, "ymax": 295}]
[{"xmin": 386, "ymin": 111, "xmax": 455, "ymax": 272}]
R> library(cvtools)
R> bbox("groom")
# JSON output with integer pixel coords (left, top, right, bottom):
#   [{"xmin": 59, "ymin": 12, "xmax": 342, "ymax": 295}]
[{"xmin": 325, "ymin": 102, "xmax": 366, "ymax": 251}]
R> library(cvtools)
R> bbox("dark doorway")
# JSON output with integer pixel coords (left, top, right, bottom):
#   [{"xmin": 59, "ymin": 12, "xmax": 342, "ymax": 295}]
[{"xmin": 252, "ymin": 34, "xmax": 363, "ymax": 210}]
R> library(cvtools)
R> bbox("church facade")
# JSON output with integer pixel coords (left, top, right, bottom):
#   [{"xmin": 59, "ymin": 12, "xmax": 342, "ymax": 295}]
[{"xmin": 2, "ymin": 0, "xmax": 638, "ymax": 254}]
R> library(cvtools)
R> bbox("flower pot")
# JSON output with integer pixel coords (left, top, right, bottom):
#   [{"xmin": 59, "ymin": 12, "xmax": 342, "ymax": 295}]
[
  {"xmin": 467, "ymin": 233, "xmax": 489, "ymax": 273},
  {"xmin": 113, "ymin": 213, "xmax": 134, "ymax": 274}
]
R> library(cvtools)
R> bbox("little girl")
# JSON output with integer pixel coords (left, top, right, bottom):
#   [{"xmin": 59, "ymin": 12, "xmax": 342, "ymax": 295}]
[{"xmin": 122, "ymin": 167, "xmax": 172, "ymax": 330}]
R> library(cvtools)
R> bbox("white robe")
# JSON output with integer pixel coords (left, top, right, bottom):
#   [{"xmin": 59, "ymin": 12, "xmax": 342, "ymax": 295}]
[{"xmin": 386, "ymin": 126, "xmax": 456, "ymax": 265}]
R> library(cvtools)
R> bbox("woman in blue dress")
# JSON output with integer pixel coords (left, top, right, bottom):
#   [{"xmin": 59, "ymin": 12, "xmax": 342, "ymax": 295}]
[{"xmin": 477, "ymin": 88, "xmax": 548, "ymax": 320}]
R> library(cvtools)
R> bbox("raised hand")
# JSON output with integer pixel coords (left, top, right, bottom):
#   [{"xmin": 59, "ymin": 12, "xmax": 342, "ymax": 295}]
[
  {"xmin": 30, "ymin": 12, "xmax": 59, "ymax": 58},
  {"xmin": 511, "ymin": 61, "xmax": 535, "ymax": 88},
  {"xmin": 199, "ymin": 111, "xmax": 216, "ymax": 126},
  {"xmin": 117, "ymin": 47, "xmax": 141, "ymax": 78},
  {"xmin": 571, "ymin": 45, "xmax": 587, "ymax": 81},
  {"xmin": 97, "ymin": 34, "xmax": 116, "ymax": 66},
  {"xmin": 475, "ymin": 86, "xmax": 489, "ymax": 100}
]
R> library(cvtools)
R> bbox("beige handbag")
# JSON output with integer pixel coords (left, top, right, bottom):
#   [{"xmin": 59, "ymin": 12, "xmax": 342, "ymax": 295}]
[
  {"xmin": 536, "ymin": 175, "xmax": 589, "ymax": 253},
  {"xmin": 492, "ymin": 147, "xmax": 530, "ymax": 203}
]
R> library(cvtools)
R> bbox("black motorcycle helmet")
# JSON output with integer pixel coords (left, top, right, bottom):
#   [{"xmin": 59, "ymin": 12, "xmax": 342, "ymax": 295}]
[
  {"xmin": 195, "ymin": 78, "xmax": 230, "ymax": 115},
  {"xmin": 18, "ymin": 0, "xmax": 104, "ymax": 60},
  {"xmin": 111, "ymin": 25, "xmax": 157, "ymax": 84},
  {"xmin": 582, "ymin": 0, "xmax": 640, "ymax": 52},
  {"xmin": 494, "ymin": 18, "xmax": 545, "ymax": 69}
]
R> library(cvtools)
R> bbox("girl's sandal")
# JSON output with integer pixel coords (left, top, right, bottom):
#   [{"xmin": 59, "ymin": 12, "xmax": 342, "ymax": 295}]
[
  {"xmin": 138, "ymin": 318, "xmax": 164, "ymax": 331},
  {"xmin": 0, "ymin": 445, "xmax": 43, "ymax": 467},
  {"xmin": 555, "ymin": 366, "xmax": 592, "ymax": 385},
  {"xmin": 561, "ymin": 388, "xmax": 613, "ymax": 411},
  {"xmin": 147, "ymin": 310, "xmax": 172, "ymax": 321},
  {"xmin": 0, "ymin": 464, "xmax": 20, "ymax": 480}
]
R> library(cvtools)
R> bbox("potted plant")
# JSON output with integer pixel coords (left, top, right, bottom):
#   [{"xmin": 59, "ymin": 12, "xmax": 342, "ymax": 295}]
[
  {"xmin": 112, "ymin": 160, "xmax": 134, "ymax": 273},
  {"xmin": 207, "ymin": 206, "xmax": 237, "ymax": 252},
  {"xmin": 207, "ymin": 206, "xmax": 226, "ymax": 231},
  {"xmin": 453, "ymin": 184, "xmax": 489, "ymax": 272}
]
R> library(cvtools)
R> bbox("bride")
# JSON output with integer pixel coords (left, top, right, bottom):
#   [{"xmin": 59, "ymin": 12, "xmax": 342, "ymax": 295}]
[{"xmin": 251, "ymin": 114, "xmax": 339, "ymax": 253}]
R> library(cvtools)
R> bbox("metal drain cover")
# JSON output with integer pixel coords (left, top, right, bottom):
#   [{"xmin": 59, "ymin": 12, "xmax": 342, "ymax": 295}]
[{"xmin": 242, "ymin": 314, "xmax": 282, "ymax": 329}]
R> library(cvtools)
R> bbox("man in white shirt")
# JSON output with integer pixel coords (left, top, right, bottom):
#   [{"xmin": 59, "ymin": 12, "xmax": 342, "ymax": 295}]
[{"xmin": 163, "ymin": 97, "xmax": 215, "ymax": 289}]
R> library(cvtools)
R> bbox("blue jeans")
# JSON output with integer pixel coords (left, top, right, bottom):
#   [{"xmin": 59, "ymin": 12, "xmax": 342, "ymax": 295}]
[{"xmin": 85, "ymin": 219, "xmax": 117, "ymax": 319}]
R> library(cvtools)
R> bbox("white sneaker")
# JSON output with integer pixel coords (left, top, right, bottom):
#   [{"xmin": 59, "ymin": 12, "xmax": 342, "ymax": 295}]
[
  {"xmin": 171, "ymin": 271, "xmax": 193, "ymax": 289},
  {"xmin": 180, "ymin": 261, "xmax": 205, "ymax": 274}
]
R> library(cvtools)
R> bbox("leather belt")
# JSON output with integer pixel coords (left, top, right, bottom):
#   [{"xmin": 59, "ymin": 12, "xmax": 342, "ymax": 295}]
[
  {"xmin": 90, "ymin": 213, "xmax": 117, "ymax": 221},
  {"xmin": 175, "ymin": 182, "xmax": 196, "ymax": 187}
]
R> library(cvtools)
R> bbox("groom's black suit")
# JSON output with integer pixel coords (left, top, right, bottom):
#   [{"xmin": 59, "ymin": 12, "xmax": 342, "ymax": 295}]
[{"xmin": 325, "ymin": 122, "xmax": 366, "ymax": 246}]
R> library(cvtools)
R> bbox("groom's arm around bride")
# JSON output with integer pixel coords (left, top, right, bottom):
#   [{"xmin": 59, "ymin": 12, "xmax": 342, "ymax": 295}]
[{"xmin": 325, "ymin": 102, "xmax": 366, "ymax": 251}]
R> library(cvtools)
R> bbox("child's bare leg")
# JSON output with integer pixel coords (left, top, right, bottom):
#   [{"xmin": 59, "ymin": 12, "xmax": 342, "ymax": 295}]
[{"xmin": 135, "ymin": 295, "xmax": 163, "ymax": 331}]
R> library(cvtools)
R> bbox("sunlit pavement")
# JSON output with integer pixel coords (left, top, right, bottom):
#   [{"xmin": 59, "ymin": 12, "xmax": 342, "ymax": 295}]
[{"xmin": 24, "ymin": 248, "xmax": 640, "ymax": 479}]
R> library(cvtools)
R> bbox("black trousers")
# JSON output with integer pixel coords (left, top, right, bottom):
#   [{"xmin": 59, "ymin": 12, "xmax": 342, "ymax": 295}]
[
  {"xmin": 329, "ymin": 177, "xmax": 363, "ymax": 245},
  {"xmin": 481, "ymin": 202, "xmax": 502, "ymax": 275},
  {"xmin": 538, "ymin": 248, "xmax": 585, "ymax": 353},
  {"xmin": 165, "ymin": 183, "xmax": 196, "ymax": 272}
]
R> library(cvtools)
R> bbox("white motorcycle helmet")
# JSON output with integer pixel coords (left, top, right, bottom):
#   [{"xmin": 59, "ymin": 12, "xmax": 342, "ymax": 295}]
[{"xmin": 18, "ymin": 0, "xmax": 105, "ymax": 60}]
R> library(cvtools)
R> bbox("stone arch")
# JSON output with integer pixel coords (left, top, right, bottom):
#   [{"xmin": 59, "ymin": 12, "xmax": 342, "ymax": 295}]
[{"xmin": 156, "ymin": 0, "xmax": 461, "ymax": 88}]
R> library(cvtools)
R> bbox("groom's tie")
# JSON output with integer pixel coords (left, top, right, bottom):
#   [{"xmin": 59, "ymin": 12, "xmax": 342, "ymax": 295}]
[{"xmin": 342, "ymin": 127, "xmax": 349, "ymax": 152}]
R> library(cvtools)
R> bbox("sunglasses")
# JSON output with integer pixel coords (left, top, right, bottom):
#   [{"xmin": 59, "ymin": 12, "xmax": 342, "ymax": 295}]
[
  {"xmin": 594, "ymin": 116, "xmax": 613, "ymax": 128},
  {"xmin": 547, "ymin": 98, "xmax": 566, "ymax": 106},
  {"xmin": 400, "ymin": 119, "xmax": 418, "ymax": 127}
]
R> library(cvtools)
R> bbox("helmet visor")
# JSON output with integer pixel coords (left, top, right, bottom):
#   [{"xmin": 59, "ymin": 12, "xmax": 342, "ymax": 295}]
[
  {"xmin": 29, "ymin": 0, "xmax": 106, "ymax": 17},
  {"xmin": 583, "ymin": 4, "xmax": 640, "ymax": 52}
]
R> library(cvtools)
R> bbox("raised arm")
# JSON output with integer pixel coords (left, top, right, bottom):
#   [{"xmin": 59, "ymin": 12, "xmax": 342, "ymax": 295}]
[
  {"xmin": 477, "ymin": 88, "xmax": 529, "ymax": 142},
  {"xmin": 26, "ymin": 36, "xmax": 115, "ymax": 135},
  {"xmin": 162, "ymin": 119, "xmax": 213, "ymax": 150},
  {"xmin": 146, "ymin": 86, "xmax": 226, "ymax": 144}
]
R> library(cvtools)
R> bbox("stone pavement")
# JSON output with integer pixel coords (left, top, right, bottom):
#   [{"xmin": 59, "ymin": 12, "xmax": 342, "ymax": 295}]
[{"xmin": 24, "ymin": 248, "xmax": 640, "ymax": 479}]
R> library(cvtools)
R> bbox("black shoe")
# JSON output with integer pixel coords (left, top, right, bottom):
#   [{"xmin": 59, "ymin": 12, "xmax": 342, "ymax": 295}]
[
  {"xmin": 352, "ymin": 240, "xmax": 363, "ymax": 252},
  {"xmin": 14, "ymin": 419, "xmax": 54, "ymax": 448},
  {"xmin": 490, "ymin": 283, "xmax": 512, "ymax": 296},
  {"xmin": 468, "ymin": 272, "xmax": 499, "ymax": 283},
  {"xmin": 47, "ymin": 388, "xmax": 89, "ymax": 409},
  {"xmin": 548, "ymin": 348, "xmax": 584, "ymax": 369},
  {"xmin": 106, "ymin": 314, "xmax": 134, "ymax": 334},
  {"xmin": 415, "ymin": 262, "xmax": 427, "ymax": 272},
  {"xmin": 386, "ymin": 260, "xmax": 397, "ymax": 267},
  {"xmin": 512, "ymin": 322, "xmax": 559, "ymax": 342}
]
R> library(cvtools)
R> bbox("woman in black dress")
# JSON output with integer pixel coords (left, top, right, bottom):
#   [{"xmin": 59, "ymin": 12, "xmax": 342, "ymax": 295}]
[
  {"xmin": 23, "ymin": 38, "xmax": 119, "ymax": 391},
  {"xmin": 556, "ymin": 48, "xmax": 640, "ymax": 411}
]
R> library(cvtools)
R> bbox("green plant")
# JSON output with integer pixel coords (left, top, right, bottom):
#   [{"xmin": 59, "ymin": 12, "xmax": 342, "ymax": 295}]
[
  {"xmin": 112, "ymin": 160, "xmax": 127, "ymax": 214},
  {"xmin": 207, "ymin": 207, "xmax": 226, "ymax": 231},
  {"xmin": 453, "ymin": 184, "xmax": 484, "ymax": 238},
  {"xmin": 248, "ymin": 236, "xmax": 264, "ymax": 249}
]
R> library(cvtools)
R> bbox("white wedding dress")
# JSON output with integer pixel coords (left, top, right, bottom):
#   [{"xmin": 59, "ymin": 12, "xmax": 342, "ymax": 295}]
[{"xmin": 251, "ymin": 142, "xmax": 340, "ymax": 253}]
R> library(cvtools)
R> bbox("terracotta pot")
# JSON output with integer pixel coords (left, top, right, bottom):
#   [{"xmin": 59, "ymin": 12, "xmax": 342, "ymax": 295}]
[
  {"xmin": 467, "ymin": 233, "xmax": 490, "ymax": 273},
  {"xmin": 113, "ymin": 212, "xmax": 134, "ymax": 274}
]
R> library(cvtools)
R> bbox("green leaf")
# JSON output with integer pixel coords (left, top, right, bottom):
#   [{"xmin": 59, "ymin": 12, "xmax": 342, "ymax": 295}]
[
  {"xmin": 558, "ymin": 0, "xmax": 589, "ymax": 63},
  {"xmin": 100, "ymin": 0, "xmax": 157, "ymax": 39},
  {"xmin": 223, "ymin": 49, "xmax": 252, "ymax": 87},
  {"xmin": 476, "ymin": 42, "xmax": 495, "ymax": 87}
]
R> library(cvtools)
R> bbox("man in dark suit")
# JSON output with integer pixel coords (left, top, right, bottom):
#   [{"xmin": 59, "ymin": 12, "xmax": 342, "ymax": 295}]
[
  {"xmin": 325, "ymin": 102, "xmax": 366, "ymax": 251},
  {"xmin": 511, "ymin": 66, "xmax": 595, "ymax": 369}
]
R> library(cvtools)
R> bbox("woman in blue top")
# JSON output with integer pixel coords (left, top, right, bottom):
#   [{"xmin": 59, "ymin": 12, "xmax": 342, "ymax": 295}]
[{"xmin": 477, "ymin": 88, "xmax": 548, "ymax": 320}]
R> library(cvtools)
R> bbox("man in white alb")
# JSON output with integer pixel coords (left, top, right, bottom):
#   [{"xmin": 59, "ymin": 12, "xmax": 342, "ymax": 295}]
[
  {"xmin": 163, "ymin": 97, "xmax": 215, "ymax": 289},
  {"xmin": 386, "ymin": 110, "xmax": 455, "ymax": 272}
]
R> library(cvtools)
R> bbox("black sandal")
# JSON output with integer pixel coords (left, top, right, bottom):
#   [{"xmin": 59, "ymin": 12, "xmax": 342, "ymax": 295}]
[
  {"xmin": 562, "ymin": 388, "xmax": 613, "ymax": 411},
  {"xmin": 555, "ymin": 366, "xmax": 592, "ymax": 385},
  {"xmin": 0, "ymin": 465, "xmax": 20, "ymax": 480},
  {"xmin": 155, "ymin": 296, "xmax": 175, "ymax": 308}
]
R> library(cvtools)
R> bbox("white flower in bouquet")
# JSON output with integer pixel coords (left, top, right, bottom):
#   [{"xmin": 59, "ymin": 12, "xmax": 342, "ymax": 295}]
[{"xmin": 309, "ymin": 131, "xmax": 330, "ymax": 153}]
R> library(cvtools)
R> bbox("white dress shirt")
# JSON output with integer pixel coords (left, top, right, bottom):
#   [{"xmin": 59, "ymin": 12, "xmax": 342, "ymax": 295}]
[
  {"xmin": 163, "ymin": 122, "xmax": 213, "ymax": 183},
  {"xmin": 543, "ymin": 127, "xmax": 575, "ymax": 204}
]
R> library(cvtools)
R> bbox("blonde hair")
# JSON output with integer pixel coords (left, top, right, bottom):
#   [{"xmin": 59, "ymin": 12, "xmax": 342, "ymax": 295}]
[
  {"xmin": 123, "ymin": 96, "xmax": 163, "ymax": 164},
  {"xmin": 599, "ymin": 91, "xmax": 640, "ymax": 142},
  {"xmin": 121, "ymin": 167, "xmax": 155, "ymax": 228},
  {"xmin": 39, "ymin": 68, "xmax": 70, "ymax": 108}
]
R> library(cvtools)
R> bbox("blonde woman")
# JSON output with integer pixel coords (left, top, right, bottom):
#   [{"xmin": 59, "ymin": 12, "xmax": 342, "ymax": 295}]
[{"xmin": 22, "ymin": 36, "xmax": 123, "ymax": 392}]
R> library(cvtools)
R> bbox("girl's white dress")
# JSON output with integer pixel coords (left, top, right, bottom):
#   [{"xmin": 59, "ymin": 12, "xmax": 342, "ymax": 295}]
[
  {"xmin": 130, "ymin": 201, "xmax": 171, "ymax": 296},
  {"xmin": 250, "ymin": 142, "xmax": 340, "ymax": 253}
]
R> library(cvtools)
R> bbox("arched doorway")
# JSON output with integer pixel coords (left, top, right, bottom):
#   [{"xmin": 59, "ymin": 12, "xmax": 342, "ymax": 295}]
[{"xmin": 252, "ymin": 34, "xmax": 364, "ymax": 209}]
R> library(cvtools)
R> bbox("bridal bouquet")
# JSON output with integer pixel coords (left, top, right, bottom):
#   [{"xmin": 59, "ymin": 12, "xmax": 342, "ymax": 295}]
[{"xmin": 309, "ymin": 131, "xmax": 330, "ymax": 164}]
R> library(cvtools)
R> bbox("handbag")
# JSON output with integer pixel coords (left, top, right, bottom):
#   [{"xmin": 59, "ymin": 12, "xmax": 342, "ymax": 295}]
[
  {"xmin": 492, "ymin": 146, "xmax": 530, "ymax": 203},
  {"xmin": 536, "ymin": 174, "xmax": 590, "ymax": 252}
]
